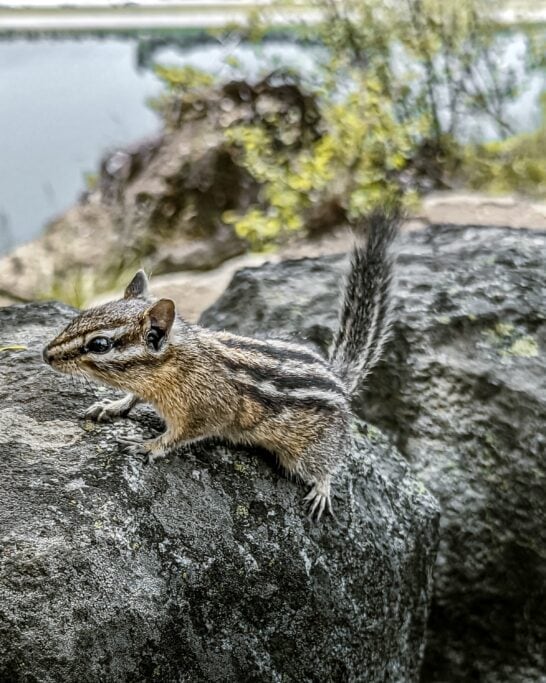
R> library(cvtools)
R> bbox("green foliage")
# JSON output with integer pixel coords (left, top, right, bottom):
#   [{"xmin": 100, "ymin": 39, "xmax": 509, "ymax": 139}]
[
  {"xmin": 148, "ymin": 64, "xmax": 216, "ymax": 123},
  {"xmin": 83, "ymin": 172, "xmax": 98, "ymax": 192},
  {"xmin": 223, "ymin": 75, "xmax": 422, "ymax": 248},
  {"xmin": 302, "ymin": 0, "xmax": 539, "ymax": 140},
  {"xmin": 220, "ymin": 0, "xmax": 543, "ymax": 247},
  {"xmin": 150, "ymin": 0, "xmax": 545, "ymax": 249},
  {"xmin": 154, "ymin": 64, "xmax": 216, "ymax": 91},
  {"xmin": 459, "ymin": 94, "xmax": 546, "ymax": 197}
]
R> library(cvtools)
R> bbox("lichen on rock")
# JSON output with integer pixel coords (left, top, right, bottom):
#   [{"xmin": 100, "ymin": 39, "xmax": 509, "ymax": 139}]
[
  {"xmin": 201, "ymin": 223, "xmax": 546, "ymax": 682},
  {"xmin": 0, "ymin": 302, "xmax": 439, "ymax": 682}
]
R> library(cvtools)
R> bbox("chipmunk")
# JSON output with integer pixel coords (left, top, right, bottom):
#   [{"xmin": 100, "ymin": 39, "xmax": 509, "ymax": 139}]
[{"xmin": 43, "ymin": 211, "xmax": 398, "ymax": 520}]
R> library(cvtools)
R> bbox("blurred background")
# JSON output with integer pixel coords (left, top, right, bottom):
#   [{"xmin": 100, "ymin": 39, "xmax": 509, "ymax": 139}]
[
  {"xmin": 0, "ymin": 0, "xmax": 544, "ymax": 314},
  {"xmin": 1, "ymin": 3, "xmax": 545, "ymax": 682}
]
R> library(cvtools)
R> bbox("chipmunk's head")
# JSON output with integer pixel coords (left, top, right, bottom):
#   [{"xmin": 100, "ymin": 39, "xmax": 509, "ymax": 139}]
[{"xmin": 43, "ymin": 271, "xmax": 179, "ymax": 393}]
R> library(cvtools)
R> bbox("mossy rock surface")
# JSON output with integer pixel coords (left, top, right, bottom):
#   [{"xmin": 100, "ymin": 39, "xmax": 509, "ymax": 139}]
[
  {"xmin": 0, "ymin": 303, "xmax": 438, "ymax": 682},
  {"xmin": 202, "ymin": 224, "xmax": 546, "ymax": 682}
]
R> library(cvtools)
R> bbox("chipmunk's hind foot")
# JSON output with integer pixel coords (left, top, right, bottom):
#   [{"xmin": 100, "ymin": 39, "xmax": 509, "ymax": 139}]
[
  {"xmin": 85, "ymin": 400, "xmax": 118, "ymax": 422},
  {"xmin": 117, "ymin": 436, "xmax": 150, "ymax": 458},
  {"xmin": 303, "ymin": 478, "xmax": 333, "ymax": 522},
  {"xmin": 117, "ymin": 435, "xmax": 170, "ymax": 465}
]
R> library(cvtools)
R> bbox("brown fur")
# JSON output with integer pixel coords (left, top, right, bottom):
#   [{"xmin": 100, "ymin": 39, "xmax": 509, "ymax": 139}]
[{"xmin": 44, "ymin": 211, "xmax": 397, "ymax": 521}]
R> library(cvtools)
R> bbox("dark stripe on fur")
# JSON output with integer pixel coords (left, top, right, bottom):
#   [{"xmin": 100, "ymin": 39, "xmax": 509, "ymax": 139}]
[
  {"xmin": 221, "ymin": 356, "xmax": 345, "ymax": 398},
  {"xmin": 220, "ymin": 337, "xmax": 327, "ymax": 367},
  {"xmin": 234, "ymin": 379, "xmax": 338, "ymax": 415},
  {"xmin": 274, "ymin": 373, "xmax": 347, "ymax": 397},
  {"xmin": 51, "ymin": 332, "xmax": 137, "ymax": 363},
  {"xmin": 55, "ymin": 348, "xmax": 84, "ymax": 362},
  {"xmin": 91, "ymin": 357, "xmax": 164, "ymax": 372}
]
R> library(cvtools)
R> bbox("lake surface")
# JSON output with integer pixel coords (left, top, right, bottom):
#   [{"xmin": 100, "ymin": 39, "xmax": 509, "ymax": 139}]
[
  {"xmin": 0, "ymin": 36, "xmax": 323, "ymax": 253},
  {"xmin": 0, "ymin": 33, "xmax": 543, "ymax": 254},
  {"xmin": 0, "ymin": 38, "xmax": 161, "ymax": 253}
]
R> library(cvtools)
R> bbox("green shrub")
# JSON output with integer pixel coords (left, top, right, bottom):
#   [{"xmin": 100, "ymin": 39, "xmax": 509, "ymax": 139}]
[
  {"xmin": 459, "ymin": 94, "xmax": 546, "ymax": 197},
  {"xmin": 42, "ymin": 264, "xmax": 140, "ymax": 309},
  {"xmin": 148, "ymin": 64, "xmax": 216, "ymax": 124},
  {"xmin": 223, "ymin": 76, "xmax": 423, "ymax": 248},
  {"xmin": 150, "ymin": 0, "xmax": 545, "ymax": 249}
]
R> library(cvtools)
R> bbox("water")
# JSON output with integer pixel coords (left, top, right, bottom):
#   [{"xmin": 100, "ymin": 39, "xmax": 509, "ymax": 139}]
[
  {"xmin": 0, "ymin": 36, "xmax": 323, "ymax": 253},
  {"xmin": 0, "ymin": 33, "xmax": 543, "ymax": 254},
  {"xmin": 0, "ymin": 38, "xmax": 161, "ymax": 253}
]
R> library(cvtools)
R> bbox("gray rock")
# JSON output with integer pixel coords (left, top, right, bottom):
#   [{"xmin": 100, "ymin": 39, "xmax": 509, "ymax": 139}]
[
  {"xmin": 0, "ymin": 303, "xmax": 438, "ymax": 682},
  {"xmin": 200, "ymin": 225, "xmax": 546, "ymax": 682}
]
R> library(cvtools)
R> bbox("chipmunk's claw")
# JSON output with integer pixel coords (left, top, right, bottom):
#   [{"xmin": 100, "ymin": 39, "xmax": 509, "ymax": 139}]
[
  {"xmin": 304, "ymin": 481, "xmax": 333, "ymax": 522},
  {"xmin": 85, "ymin": 395, "xmax": 137, "ymax": 423},
  {"xmin": 116, "ymin": 435, "xmax": 168, "ymax": 466},
  {"xmin": 85, "ymin": 401, "xmax": 114, "ymax": 423},
  {"xmin": 116, "ymin": 436, "xmax": 149, "ymax": 458},
  {"xmin": 145, "ymin": 449, "xmax": 167, "ymax": 465}
]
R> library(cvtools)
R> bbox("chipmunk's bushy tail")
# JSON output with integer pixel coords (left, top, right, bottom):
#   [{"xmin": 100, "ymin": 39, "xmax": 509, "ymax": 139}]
[{"xmin": 330, "ymin": 209, "xmax": 399, "ymax": 396}]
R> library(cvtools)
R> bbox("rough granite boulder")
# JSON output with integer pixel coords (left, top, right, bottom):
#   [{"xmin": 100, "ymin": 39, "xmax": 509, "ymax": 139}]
[
  {"xmin": 0, "ymin": 78, "xmax": 321, "ymax": 303},
  {"xmin": 0, "ymin": 303, "xmax": 439, "ymax": 682},
  {"xmin": 200, "ymin": 224, "xmax": 546, "ymax": 682}
]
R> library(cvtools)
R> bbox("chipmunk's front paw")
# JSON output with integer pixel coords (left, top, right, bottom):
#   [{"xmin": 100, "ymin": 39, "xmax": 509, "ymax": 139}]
[{"xmin": 86, "ymin": 399, "xmax": 126, "ymax": 423}]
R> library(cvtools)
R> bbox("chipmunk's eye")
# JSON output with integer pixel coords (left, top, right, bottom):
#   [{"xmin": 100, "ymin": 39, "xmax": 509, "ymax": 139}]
[{"xmin": 86, "ymin": 336, "xmax": 113, "ymax": 354}]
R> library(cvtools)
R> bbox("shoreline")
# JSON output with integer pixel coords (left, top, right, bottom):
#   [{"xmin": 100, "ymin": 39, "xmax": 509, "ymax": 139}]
[
  {"xmin": 0, "ymin": 5, "xmax": 317, "ymax": 31},
  {"xmin": 0, "ymin": 3, "xmax": 545, "ymax": 32}
]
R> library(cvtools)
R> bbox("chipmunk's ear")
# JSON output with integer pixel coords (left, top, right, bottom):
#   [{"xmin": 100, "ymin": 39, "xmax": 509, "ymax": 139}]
[
  {"xmin": 124, "ymin": 270, "xmax": 149, "ymax": 300},
  {"xmin": 144, "ymin": 299, "xmax": 176, "ymax": 351}
]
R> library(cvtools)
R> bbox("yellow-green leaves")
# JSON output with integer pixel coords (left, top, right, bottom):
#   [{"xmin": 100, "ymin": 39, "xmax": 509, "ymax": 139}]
[
  {"xmin": 223, "ymin": 72, "xmax": 421, "ymax": 249},
  {"xmin": 148, "ymin": 0, "xmax": 544, "ymax": 250},
  {"xmin": 459, "ymin": 98, "xmax": 546, "ymax": 198},
  {"xmin": 153, "ymin": 65, "xmax": 215, "ymax": 91},
  {"xmin": 148, "ymin": 65, "xmax": 217, "ymax": 126}
]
